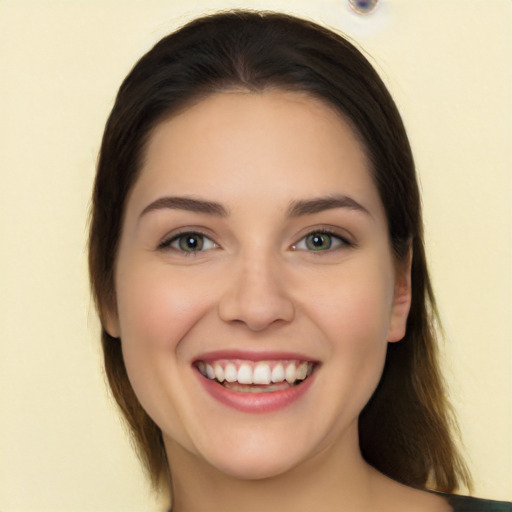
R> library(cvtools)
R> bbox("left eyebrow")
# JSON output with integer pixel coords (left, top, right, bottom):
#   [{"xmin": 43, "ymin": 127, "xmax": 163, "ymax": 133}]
[{"xmin": 287, "ymin": 194, "xmax": 371, "ymax": 218}]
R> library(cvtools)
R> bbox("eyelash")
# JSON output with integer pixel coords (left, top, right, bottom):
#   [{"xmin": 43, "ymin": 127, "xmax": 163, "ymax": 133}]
[
  {"xmin": 158, "ymin": 229, "xmax": 353, "ymax": 255},
  {"xmin": 158, "ymin": 231, "xmax": 218, "ymax": 254},
  {"xmin": 292, "ymin": 229, "xmax": 353, "ymax": 253}
]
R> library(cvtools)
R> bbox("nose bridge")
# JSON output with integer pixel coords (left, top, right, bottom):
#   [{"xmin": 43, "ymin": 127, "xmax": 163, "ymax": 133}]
[{"xmin": 218, "ymin": 245, "xmax": 295, "ymax": 331}]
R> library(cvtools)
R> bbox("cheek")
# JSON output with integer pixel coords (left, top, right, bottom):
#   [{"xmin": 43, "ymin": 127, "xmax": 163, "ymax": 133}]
[
  {"xmin": 113, "ymin": 262, "xmax": 215, "ymax": 412},
  {"xmin": 114, "ymin": 264, "xmax": 213, "ymax": 440},
  {"xmin": 307, "ymin": 260, "xmax": 395, "ymax": 345},
  {"xmin": 115, "ymin": 264, "xmax": 212, "ymax": 353},
  {"xmin": 318, "ymin": 288, "xmax": 390, "ymax": 378},
  {"xmin": 304, "ymin": 257, "xmax": 394, "ymax": 387}
]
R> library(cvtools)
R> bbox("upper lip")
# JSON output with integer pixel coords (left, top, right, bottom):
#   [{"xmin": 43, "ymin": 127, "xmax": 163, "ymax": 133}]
[{"xmin": 193, "ymin": 349, "xmax": 318, "ymax": 364}]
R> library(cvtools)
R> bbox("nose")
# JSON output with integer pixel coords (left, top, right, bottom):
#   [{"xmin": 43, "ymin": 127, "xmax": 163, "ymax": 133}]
[{"xmin": 218, "ymin": 252, "xmax": 295, "ymax": 332}]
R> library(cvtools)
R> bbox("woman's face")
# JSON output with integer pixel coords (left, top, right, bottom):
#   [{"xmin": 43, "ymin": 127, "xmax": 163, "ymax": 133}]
[{"xmin": 106, "ymin": 90, "xmax": 411, "ymax": 479}]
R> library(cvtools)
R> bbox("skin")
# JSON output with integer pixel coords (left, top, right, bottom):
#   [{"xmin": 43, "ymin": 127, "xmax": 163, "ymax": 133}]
[{"xmin": 106, "ymin": 90, "xmax": 450, "ymax": 512}]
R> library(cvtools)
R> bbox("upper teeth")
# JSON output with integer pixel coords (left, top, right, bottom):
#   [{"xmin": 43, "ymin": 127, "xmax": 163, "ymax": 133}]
[{"xmin": 196, "ymin": 360, "xmax": 314, "ymax": 385}]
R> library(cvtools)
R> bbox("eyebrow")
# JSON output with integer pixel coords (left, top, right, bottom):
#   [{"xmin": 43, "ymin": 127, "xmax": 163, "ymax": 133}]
[
  {"xmin": 139, "ymin": 196, "xmax": 228, "ymax": 218},
  {"xmin": 287, "ymin": 195, "xmax": 371, "ymax": 217},
  {"xmin": 139, "ymin": 194, "xmax": 370, "ymax": 220}
]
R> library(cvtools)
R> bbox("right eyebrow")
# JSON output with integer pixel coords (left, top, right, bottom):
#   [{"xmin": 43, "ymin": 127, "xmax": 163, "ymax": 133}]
[{"xmin": 139, "ymin": 196, "xmax": 229, "ymax": 219}]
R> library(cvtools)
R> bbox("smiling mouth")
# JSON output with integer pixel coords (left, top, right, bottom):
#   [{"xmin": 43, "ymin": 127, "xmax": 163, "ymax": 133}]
[{"xmin": 195, "ymin": 359, "xmax": 316, "ymax": 393}]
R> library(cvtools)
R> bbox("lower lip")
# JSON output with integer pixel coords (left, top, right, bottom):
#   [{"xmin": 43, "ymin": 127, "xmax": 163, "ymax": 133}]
[{"xmin": 197, "ymin": 372, "xmax": 316, "ymax": 413}]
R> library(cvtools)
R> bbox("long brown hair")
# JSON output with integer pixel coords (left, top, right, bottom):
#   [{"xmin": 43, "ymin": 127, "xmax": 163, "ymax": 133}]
[{"xmin": 89, "ymin": 10, "xmax": 471, "ymax": 494}]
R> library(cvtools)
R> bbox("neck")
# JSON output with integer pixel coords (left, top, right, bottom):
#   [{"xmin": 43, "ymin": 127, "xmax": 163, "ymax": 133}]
[{"xmin": 165, "ymin": 424, "xmax": 378, "ymax": 512}]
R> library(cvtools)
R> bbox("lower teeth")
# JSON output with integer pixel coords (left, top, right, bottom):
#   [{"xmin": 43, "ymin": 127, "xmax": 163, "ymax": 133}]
[{"xmin": 221, "ymin": 380, "xmax": 301, "ymax": 393}]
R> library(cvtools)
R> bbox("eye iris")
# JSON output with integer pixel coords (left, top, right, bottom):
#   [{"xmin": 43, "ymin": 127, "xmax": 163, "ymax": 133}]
[
  {"xmin": 306, "ymin": 233, "xmax": 331, "ymax": 251},
  {"xmin": 179, "ymin": 234, "xmax": 203, "ymax": 252}
]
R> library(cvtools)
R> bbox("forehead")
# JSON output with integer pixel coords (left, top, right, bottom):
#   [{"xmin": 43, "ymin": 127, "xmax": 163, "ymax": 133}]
[{"xmin": 131, "ymin": 90, "xmax": 382, "ymax": 217}]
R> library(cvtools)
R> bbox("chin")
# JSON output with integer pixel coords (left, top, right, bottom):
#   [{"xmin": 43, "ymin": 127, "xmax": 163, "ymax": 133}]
[{"xmin": 208, "ymin": 451, "xmax": 301, "ymax": 481}]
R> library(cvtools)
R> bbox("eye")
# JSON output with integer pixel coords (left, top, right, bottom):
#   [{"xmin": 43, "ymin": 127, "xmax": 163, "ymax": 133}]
[
  {"xmin": 159, "ymin": 232, "xmax": 218, "ymax": 253},
  {"xmin": 292, "ymin": 231, "xmax": 349, "ymax": 252}
]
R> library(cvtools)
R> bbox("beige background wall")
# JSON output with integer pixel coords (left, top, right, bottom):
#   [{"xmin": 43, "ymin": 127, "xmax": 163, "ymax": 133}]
[{"xmin": 1, "ymin": 1, "xmax": 510, "ymax": 511}]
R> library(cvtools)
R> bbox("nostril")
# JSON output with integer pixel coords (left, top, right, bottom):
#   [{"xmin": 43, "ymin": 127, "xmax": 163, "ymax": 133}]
[
  {"xmin": 218, "ymin": 291, "xmax": 295, "ymax": 331},
  {"xmin": 217, "ymin": 259, "xmax": 296, "ymax": 330}
]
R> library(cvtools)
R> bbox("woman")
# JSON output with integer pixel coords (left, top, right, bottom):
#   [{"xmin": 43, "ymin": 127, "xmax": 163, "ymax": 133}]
[{"xmin": 88, "ymin": 10, "xmax": 510, "ymax": 512}]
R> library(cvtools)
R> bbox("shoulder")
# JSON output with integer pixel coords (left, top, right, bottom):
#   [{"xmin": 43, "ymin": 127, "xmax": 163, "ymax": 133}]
[{"xmin": 444, "ymin": 494, "xmax": 512, "ymax": 512}]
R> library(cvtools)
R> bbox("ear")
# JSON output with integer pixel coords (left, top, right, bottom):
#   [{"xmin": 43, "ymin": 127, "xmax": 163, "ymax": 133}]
[
  {"xmin": 387, "ymin": 248, "xmax": 412, "ymax": 343},
  {"xmin": 101, "ymin": 299, "xmax": 121, "ymax": 339}
]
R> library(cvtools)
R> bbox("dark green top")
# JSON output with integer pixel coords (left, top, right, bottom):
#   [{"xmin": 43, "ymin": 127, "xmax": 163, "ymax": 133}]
[
  {"xmin": 446, "ymin": 494, "xmax": 512, "ymax": 511},
  {"xmin": 166, "ymin": 493, "xmax": 512, "ymax": 511}
]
